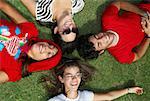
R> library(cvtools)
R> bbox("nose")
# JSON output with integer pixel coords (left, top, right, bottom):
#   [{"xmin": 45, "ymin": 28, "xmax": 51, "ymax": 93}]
[
  {"xmin": 46, "ymin": 46, "xmax": 53, "ymax": 53},
  {"xmin": 72, "ymin": 75, "xmax": 78, "ymax": 80},
  {"xmin": 41, "ymin": 45, "xmax": 51, "ymax": 53}
]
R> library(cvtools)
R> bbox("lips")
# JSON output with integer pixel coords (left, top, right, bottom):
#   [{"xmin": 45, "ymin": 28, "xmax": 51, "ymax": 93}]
[{"xmin": 71, "ymin": 83, "xmax": 78, "ymax": 86}]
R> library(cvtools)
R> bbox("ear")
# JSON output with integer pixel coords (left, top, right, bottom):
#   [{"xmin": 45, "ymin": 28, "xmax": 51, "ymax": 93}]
[
  {"xmin": 58, "ymin": 75, "xmax": 64, "ymax": 83},
  {"xmin": 99, "ymin": 50, "xmax": 105, "ymax": 54},
  {"xmin": 54, "ymin": 27, "xmax": 58, "ymax": 34}
]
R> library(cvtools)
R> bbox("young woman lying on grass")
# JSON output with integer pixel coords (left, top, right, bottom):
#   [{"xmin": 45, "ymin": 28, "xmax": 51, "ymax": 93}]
[
  {"xmin": 43, "ymin": 59, "xmax": 143, "ymax": 101},
  {"xmin": 0, "ymin": 0, "xmax": 62, "ymax": 84}
]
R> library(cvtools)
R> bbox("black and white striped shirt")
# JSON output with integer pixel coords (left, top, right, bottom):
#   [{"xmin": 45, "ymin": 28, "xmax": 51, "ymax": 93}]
[{"xmin": 36, "ymin": 0, "xmax": 85, "ymax": 22}]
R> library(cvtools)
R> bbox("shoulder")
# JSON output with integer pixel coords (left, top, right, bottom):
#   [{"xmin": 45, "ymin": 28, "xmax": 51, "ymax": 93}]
[
  {"xmin": 79, "ymin": 90, "xmax": 94, "ymax": 100},
  {"xmin": 80, "ymin": 90, "xmax": 94, "ymax": 95},
  {"xmin": 17, "ymin": 22, "xmax": 38, "ymax": 38},
  {"xmin": 48, "ymin": 94, "xmax": 66, "ymax": 101}
]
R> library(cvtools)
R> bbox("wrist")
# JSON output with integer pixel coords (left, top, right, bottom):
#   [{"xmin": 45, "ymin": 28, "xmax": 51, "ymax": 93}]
[{"xmin": 127, "ymin": 88, "xmax": 132, "ymax": 93}]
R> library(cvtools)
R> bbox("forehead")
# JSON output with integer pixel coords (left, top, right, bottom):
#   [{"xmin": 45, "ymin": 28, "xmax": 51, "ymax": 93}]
[
  {"xmin": 64, "ymin": 66, "xmax": 80, "ymax": 74},
  {"xmin": 89, "ymin": 35, "xmax": 96, "ymax": 43},
  {"xmin": 36, "ymin": 41, "xmax": 49, "ymax": 45}
]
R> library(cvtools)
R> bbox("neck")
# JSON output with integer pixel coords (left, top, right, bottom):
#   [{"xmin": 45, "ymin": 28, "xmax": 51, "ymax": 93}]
[
  {"xmin": 65, "ymin": 89, "xmax": 78, "ymax": 99},
  {"xmin": 107, "ymin": 30, "xmax": 119, "ymax": 48},
  {"xmin": 56, "ymin": 10, "xmax": 72, "ymax": 23}
]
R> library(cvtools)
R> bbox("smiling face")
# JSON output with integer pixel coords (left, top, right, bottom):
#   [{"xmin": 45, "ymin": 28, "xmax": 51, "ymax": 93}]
[
  {"xmin": 55, "ymin": 14, "xmax": 77, "ymax": 42},
  {"xmin": 89, "ymin": 32, "xmax": 114, "ymax": 51},
  {"xmin": 59, "ymin": 66, "xmax": 82, "ymax": 92},
  {"xmin": 27, "ymin": 42, "xmax": 58, "ymax": 61},
  {"xmin": 58, "ymin": 20, "xmax": 77, "ymax": 42}
]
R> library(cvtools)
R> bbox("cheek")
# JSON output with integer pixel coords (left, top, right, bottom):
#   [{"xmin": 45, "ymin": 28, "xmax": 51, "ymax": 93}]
[
  {"xmin": 63, "ymin": 79, "xmax": 71, "ymax": 87},
  {"xmin": 31, "ymin": 45, "xmax": 39, "ymax": 54},
  {"xmin": 34, "ymin": 54, "xmax": 47, "ymax": 61}
]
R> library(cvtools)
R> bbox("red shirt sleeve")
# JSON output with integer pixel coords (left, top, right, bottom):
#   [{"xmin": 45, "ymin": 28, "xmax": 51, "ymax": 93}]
[
  {"xmin": 5, "ymin": 70, "xmax": 22, "ymax": 82},
  {"xmin": 114, "ymin": 52, "xmax": 135, "ymax": 64},
  {"xmin": 1, "ymin": 50, "xmax": 22, "ymax": 82},
  {"xmin": 102, "ymin": 4, "xmax": 119, "ymax": 31}
]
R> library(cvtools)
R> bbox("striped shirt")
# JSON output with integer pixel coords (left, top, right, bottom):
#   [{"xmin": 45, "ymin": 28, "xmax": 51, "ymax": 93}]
[{"xmin": 36, "ymin": 0, "xmax": 85, "ymax": 22}]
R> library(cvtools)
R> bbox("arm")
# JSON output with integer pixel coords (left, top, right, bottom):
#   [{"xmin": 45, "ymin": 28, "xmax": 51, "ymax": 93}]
[
  {"xmin": 20, "ymin": 0, "xmax": 36, "ymax": 17},
  {"xmin": 94, "ymin": 87, "xmax": 143, "ymax": 101},
  {"xmin": 112, "ymin": 0, "xmax": 147, "ymax": 17},
  {"xmin": 133, "ymin": 12, "xmax": 150, "ymax": 62},
  {"xmin": 0, "ymin": 0, "xmax": 27, "ymax": 24},
  {"xmin": 0, "ymin": 71, "xmax": 9, "ymax": 84}
]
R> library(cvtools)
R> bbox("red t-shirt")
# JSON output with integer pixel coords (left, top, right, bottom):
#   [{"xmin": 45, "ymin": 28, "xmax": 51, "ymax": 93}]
[
  {"xmin": 0, "ymin": 20, "xmax": 38, "ymax": 81},
  {"xmin": 102, "ymin": 4, "xmax": 150, "ymax": 64}
]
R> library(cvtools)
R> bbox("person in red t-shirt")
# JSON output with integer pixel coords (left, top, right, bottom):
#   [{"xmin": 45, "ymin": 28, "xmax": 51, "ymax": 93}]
[
  {"xmin": 0, "ymin": 0, "xmax": 62, "ymax": 84},
  {"xmin": 77, "ymin": 1, "xmax": 150, "ymax": 64}
]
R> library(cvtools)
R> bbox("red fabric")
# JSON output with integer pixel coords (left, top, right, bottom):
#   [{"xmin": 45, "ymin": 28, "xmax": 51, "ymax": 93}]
[
  {"xmin": 0, "ymin": 20, "xmax": 62, "ymax": 82},
  {"xmin": 102, "ymin": 4, "xmax": 150, "ymax": 64},
  {"xmin": 0, "ymin": 20, "xmax": 38, "ymax": 81}
]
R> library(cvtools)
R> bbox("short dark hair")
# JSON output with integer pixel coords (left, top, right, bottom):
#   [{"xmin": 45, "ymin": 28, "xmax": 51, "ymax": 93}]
[{"xmin": 77, "ymin": 35, "xmax": 99, "ymax": 60}]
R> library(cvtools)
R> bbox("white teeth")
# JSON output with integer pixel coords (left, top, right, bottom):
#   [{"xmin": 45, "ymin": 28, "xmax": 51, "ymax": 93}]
[
  {"xmin": 39, "ymin": 44, "xmax": 43, "ymax": 53},
  {"xmin": 71, "ymin": 84, "xmax": 77, "ymax": 86}
]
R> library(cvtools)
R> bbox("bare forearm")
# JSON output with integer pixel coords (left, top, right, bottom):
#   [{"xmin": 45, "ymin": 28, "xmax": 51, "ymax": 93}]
[
  {"xmin": 0, "ymin": 0, "xmax": 27, "ymax": 24},
  {"xmin": 94, "ymin": 89, "xmax": 128, "ymax": 101},
  {"xmin": 94, "ymin": 87, "xmax": 143, "ymax": 100},
  {"xmin": 133, "ymin": 38, "xmax": 150, "ymax": 62},
  {"xmin": 113, "ymin": 0, "xmax": 145, "ymax": 16},
  {"xmin": 104, "ymin": 89, "xmax": 128, "ymax": 100},
  {"xmin": 0, "ymin": 71, "xmax": 9, "ymax": 84}
]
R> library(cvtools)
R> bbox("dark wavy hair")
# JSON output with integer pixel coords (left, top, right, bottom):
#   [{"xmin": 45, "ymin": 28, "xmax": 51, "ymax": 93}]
[
  {"xmin": 40, "ymin": 57, "xmax": 95, "ymax": 98},
  {"xmin": 50, "ymin": 22, "xmax": 79, "ymax": 54},
  {"xmin": 37, "ymin": 21, "xmax": 79, "ymax": 54},
  {"xmin": 77, "ymin": 35, "xmax": 99, "ymax": 60},
  {"xmin": 18, "ymin": 38, "xmax": 38, "ymax": 77}
]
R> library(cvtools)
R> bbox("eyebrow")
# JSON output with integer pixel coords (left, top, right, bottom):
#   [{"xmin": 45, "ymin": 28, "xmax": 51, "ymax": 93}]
[
  {"xmin": 64, "ymin": 71, "xmax": 80, "ymax": 75},
  {"xmin": 94, "ymin": 35, "xmax": 98, "ymax": 39}
]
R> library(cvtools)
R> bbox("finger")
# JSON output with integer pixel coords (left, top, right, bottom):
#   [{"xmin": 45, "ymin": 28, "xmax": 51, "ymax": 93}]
[
  {"xmin": 147, "ymin": 11, "xmax": 150, "ymax": 19},
  {"xmin": 145, "ymin": 18, "xmax": 150, "ymax": 25},
  {"xmin": 141, "ymin": 17, "xmax": 146, "ymax": 22},
  {"xmin": 136, "ymin": 89, "xmax": 143, "ymax": 95},
  {"xmin": 141, "ymin": 20, "xmax": 147, "ymax": 30}
]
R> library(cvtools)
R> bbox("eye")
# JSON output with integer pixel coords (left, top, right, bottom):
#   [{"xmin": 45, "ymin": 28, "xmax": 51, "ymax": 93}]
[
  {"xmin": 94, "ymin": 35, "xmax": 99, "ymax": 39},
  {"xmin": 76, "ymin": 73, "xmax": 82, "ymax": 78},
  {"xmin": 65, "ymin": 75, "xmax": 73, "ymax": 79}
]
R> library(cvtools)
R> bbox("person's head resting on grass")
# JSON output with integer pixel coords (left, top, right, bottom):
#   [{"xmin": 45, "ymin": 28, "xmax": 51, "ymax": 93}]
[
  {"xmin": 43, "ymin": 58, "xmax": 143, "ymax": 101},
  {"xmin": 77, "ymin": 32, "xmax": 116, "ymax": 60},
  {"xmin": 44, "ymin": 58, "xmax": 95, "ymax": 97},
  {"xmin": 20, "ymin": 38, "xmax": 62, "ymax": 77},
  {"xmin": 51, "ymin": 22, "xmax": 79, "ymax": 54}
]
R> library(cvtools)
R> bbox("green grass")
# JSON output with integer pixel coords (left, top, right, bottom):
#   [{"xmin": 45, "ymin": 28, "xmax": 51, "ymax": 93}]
[{"xmin": 0, "ymin": 0, "xmax": 150, "ymax": 101}]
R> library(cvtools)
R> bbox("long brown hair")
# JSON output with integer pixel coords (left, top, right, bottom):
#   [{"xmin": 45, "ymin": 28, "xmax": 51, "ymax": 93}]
[
  {"xmin": 41, "ymin": 57, "xmax": 95, "ymax": 97},
  {"xmin": 18, "ymin": 38, "xmax": 38, "ymax": 77}
]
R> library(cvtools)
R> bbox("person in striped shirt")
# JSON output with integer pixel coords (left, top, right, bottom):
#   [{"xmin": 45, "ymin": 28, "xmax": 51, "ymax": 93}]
[{"xmin": 20, "ymin": 0, "xmax": 85, "ymax": 54}]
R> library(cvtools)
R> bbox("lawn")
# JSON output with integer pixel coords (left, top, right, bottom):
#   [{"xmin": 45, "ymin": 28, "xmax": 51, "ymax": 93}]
[{"xmin": 0, "ymin": 0, "xmax": 150, "ymax": 101}]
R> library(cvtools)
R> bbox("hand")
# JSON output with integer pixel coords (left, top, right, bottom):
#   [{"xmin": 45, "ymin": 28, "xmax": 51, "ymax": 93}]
[
  {"xmin": 141, "ymin": 12, "xmax": 150, "ymax": 36},
  {"xmin": 142, "ymin": 11, "xmax": 149, "ymax": 19},
  {"xmin": 128, "ymin": 87, "xmax": 143, "ymax": 95}
]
